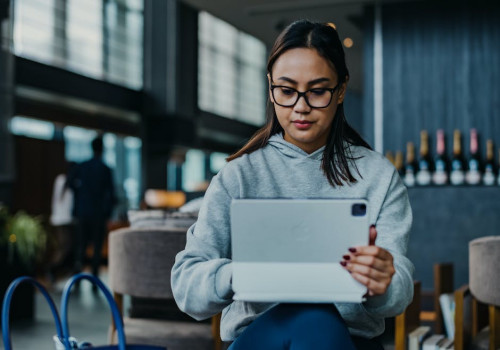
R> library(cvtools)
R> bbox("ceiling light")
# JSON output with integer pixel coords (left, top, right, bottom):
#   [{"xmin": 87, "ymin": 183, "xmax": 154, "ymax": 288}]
[{"xmin": 343, "ymin": 37, "xmax": 353, "ymax": 48}]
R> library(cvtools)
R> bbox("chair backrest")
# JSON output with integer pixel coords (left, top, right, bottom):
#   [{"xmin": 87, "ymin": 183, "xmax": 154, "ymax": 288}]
[
  {"xmin": 433, "ymin": 263, "xmax": 454, "ymax": 334},
  {"xmin": 108, "ymin": 227, "xmax": 188, "ymax": 299}
]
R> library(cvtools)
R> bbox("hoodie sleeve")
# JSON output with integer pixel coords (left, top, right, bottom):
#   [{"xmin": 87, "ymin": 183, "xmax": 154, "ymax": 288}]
[
  {"xmin": 171, "ymin": 172, "xmax": 235, "ymax": 321},
  {"xmin": 363, "ymin": 168, "xmax": 415, "ymax": 318}
]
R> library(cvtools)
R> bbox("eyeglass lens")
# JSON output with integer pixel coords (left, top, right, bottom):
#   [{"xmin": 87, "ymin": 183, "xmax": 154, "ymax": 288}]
[{"xmin": 272, "ymin": 87, "xmax": 333, "ymax": 108}]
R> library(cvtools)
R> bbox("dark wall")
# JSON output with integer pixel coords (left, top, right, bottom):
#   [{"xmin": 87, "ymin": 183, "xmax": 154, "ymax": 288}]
[
  {"xmin": 364, "ymin": 1, "xmax": 500, "ymax": 154},
  {"xmin": 12, "ymin": 136, "xmax": 66, "ymax": 219},
  {"xmin": 407, "ymin": 186, "xmax": 500, "ymax": 291}
]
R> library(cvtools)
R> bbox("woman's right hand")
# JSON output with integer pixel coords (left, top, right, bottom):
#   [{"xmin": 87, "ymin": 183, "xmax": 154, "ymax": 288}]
[{"xmin": 340, "ymin": 225, "xmax": 395, "ymax": 296}]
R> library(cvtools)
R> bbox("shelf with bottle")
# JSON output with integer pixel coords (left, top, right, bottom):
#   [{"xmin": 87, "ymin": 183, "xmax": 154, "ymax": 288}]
[{"xmin": 385, "ymin": 128, "xmax": 500, "ymax": 188}]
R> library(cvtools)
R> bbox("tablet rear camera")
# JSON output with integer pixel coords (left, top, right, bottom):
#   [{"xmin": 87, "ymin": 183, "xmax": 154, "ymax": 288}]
[{"xmin": 351, "ymin": 203, "xmax": 366, "ymax": 217}]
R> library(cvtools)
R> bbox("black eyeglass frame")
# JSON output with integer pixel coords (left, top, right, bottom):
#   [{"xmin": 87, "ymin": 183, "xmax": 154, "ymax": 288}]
[{"xmin": 270, "ymin": 84, "xmax": 339, "ymax": 109}]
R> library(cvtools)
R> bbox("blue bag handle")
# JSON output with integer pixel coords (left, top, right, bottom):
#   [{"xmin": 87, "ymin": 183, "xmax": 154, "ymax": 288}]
[
  {"xmin": 61, "ymin": 273, "xmax": 128, "ymax": 350},
  {"xmin": 2, "ymin": 276, "xmax": 66, "ymax": 350}
]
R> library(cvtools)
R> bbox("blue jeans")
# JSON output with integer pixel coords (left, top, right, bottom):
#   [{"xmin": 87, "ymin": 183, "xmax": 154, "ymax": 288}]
[{"xmin": 228, "ymin": 304, "xmax": 384, "ymax": 350}]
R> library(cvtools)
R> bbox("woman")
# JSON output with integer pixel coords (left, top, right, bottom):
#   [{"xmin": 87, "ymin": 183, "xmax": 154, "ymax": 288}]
[
  {"xmin": 48, "ymin": 161, "xmax": 77, "ymax": 284},
  {"xmin": 172, "ymin": 19, "xmax": 413, "ymax": 349}
]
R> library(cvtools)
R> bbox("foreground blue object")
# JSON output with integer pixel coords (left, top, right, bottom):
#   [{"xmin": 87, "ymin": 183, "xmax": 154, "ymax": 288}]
[
  {"xmin": 2, "ymin": 273, "xmax": 166, "ymax": 350},
  {"xmin": 2, "ymin": 276, "xmax": 65, "ymax": 350}
]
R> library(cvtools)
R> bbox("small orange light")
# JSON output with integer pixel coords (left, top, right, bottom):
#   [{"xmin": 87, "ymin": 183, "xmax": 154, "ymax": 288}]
[
  {"xmin": 343, "ymin": 37, "xmax": 354, "ymax": 48},
  {"xmin": 9, "ymin": 234, "xmax": 16, "ymax": 243}
]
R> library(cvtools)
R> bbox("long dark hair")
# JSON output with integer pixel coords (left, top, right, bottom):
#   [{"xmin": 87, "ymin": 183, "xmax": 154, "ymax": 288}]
[{"xmin": 227, "ymin": 19, "xmax": 372, "ymax": 187}]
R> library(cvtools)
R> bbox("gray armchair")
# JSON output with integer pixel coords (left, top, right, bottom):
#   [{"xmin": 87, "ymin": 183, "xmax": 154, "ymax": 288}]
[{"xmin": 108, "ymin": 226, "xmax": 221, "ymax": 350}]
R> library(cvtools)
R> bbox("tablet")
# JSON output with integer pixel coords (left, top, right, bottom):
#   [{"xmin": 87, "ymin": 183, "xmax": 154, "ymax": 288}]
[{"xmin": 230, "ymin": 198, "xmax": 370, "ymax": 303}]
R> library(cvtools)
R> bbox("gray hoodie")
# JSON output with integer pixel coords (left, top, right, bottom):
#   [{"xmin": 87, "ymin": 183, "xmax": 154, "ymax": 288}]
[{"xmin": 171, "ymin": 134, "xmax": 414, "ymax": 341}]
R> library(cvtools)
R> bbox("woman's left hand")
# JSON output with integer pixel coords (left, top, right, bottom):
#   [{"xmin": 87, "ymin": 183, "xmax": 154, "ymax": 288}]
[{"xmin": 340, "ymin": 225, "xmax": 395, "ymax": 296}]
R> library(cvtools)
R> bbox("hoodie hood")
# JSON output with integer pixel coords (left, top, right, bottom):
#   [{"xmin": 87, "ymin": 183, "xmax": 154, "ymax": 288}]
[{"xmin": 267, "ymin": 133, "xmax": 325, "ymax": 161}]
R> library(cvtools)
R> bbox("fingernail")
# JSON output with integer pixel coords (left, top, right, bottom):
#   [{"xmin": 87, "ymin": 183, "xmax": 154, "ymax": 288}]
[
  {"xmin": 348, "ymin": 247, "xmax": 357, "ymax": 253},
  {"xmin": 340, "ymin": 261, "xmax": 347, "ymax": 267},
  {"xmin": 342, "ymin": 255, "xmax": 350, "ymax": 260}
]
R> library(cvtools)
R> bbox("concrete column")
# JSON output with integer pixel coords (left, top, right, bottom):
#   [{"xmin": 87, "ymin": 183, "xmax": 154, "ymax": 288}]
[
  {"xmin": 0, "ymin": 0, "xmax": 14, "ymax": 206},
  {"xmin": 142, "ymin": 0, "xmax": 198, "ymax": 190}
]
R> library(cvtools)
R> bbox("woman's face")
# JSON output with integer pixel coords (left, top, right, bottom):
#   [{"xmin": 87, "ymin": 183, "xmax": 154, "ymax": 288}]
[{"xmin": 269, "ymin": 48, "xmax": 346, "ymax": 154}]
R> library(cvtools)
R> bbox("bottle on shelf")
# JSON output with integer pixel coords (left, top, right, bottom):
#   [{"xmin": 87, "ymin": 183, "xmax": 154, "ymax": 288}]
[
  {"xmin": 432, "ymin": 129, "xmax": 448, "ymax": 185},
  {"xmin": 395, "ymin": 151, "xmax": 404, "ymax": 177},
  {"xmin": 385, "ymin": 151, "xmax": 395, "ymax": 166},
  {"xmin": 450, "ymin": 129, "xmax": 466, "ymax": 185},
  {"xmin": 465, "ymin": 128, "xmax": 482, "ymax": 185},
  {"xmin": 404, "ymin": 142, "xmax": 417, "ymax": 187},
  {"xmin": 483, "ymin": 140, "xmax": 496, "ymax": 186},
  {"xmin": 416, "ymin": 130, "xmax": 433, "ymax": 186}
]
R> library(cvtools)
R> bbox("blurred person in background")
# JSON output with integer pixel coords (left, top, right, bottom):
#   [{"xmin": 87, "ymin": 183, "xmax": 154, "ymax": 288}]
[
  {"xmin": 47, "ymin": 161, "xmax": 77, "ymax": 284},
  {"xmin": 69, "ymin": 137, "xmax": 115, "ymax": 282}
]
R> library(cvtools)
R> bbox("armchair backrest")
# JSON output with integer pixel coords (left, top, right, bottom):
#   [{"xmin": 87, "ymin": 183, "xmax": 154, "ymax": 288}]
[{"xmin": 108, "ymin": 227, "xmax": 188, "ymax": 299}]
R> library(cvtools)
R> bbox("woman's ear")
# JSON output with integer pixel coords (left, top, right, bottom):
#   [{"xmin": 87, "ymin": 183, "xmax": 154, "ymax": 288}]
[
  {"xmin": 337, "ymin": 81, "xmax": 348, "ymax": 104},
  {"xmin": 267, "ymin": 73, "xmax": 275, "ymax": 104}
]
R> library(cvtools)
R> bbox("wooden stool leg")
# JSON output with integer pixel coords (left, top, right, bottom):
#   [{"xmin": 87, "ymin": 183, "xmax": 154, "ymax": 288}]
[
  {"xmin": 212, "ymin": 313, "xmax": 222, "ymax": 350},
  {"xmin": 489, "ymin": 305, "xmax": 500, "ymax": 350},
  {"xmin": 472, "ymin": 298, "xmax": 488, "ymax": 338},
  {"xmin": 454, "ymin": 285, "xmax": 471, "ymax": 350}
]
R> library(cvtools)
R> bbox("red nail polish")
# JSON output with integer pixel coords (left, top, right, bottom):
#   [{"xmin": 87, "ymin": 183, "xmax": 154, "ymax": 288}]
[
  {"xmin": 343, "ymin": 255, "xmax": 350, "ymax": 260},
  {"xmin": 340, "ymin": 261, "xmax": 347, "ymax": 267},
  {"xmin": 348, "ymin": 247, "xmax": 357, "ymax": 253}
]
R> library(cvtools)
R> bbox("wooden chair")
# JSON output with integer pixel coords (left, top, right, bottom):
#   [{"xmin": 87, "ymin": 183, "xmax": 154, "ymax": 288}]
[
  {"xmin": 431, "ymin": 263, "xmax": 454, "ymax": 334},
  {"xmin": 394, "ymin": 261, "xmax": 458, "ymax": 350},
  {"xmin": 406, "ymin": 263, "xmax": 454, "ymax": 334},
  {"xmin": 394, "ymin": 280, "xmax": 422, "ymax": 350},
  {"xmin": 453, "ymin": 284, "xmax": 499, "ymax": 350}
]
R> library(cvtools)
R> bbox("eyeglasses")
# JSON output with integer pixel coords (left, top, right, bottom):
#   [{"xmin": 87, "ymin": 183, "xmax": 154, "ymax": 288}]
[{"xmin": 270, "ymin": 84, "xmax": 339, "ymax": 108}]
